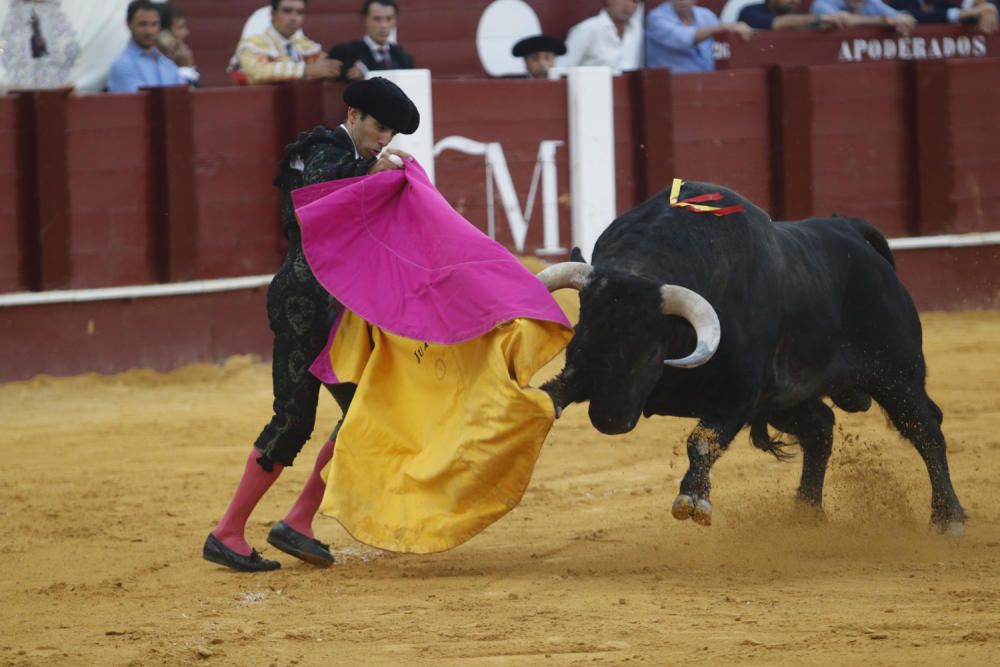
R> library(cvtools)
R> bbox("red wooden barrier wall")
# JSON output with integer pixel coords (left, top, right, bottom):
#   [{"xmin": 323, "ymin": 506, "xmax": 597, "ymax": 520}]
[
  {"xmin": 5, "ymin": 58, "xmax": 1000, "ymax": 294},
  {"xmin": 943, "ymin": 60, "xmax": 1000, "ymax": 234},
  {"xmin": 1, "ymin": 290, "xmax": 272, "ymax": 379},
  {"xmin": 4, "ymin": 55, "xmax": 1000, "ymax": 381},
  {"xmin": 805, "ymin": 63, "xmax": 915, "ymax": 237},
  {"xmin": 0, "ymin": 96, "xmax": 26, "ymax": 293},
  {"xmin": 613, "ymin": 72, "xmax": 643, "ymax": 214},
  {"xmin": 189, "ymin": 87, "xmax": 285, "ymax": 278},
  {"xmin": 0, "ymin": 59, "xmax": 1000, "ymax": 291},
  {"xmin": 65, "ymin": 94, "xmax": 157, "ymax": 287},
  {"xmin": 671, "ymin": 68, "xmax": 773, "ymax": 213},
  {"xmin": 895, "ymin": 247, "xmax": 1000, "ymax": 311},
  {"xmin": 916, "ymin": 58, "xmax": 1000, "ymax": 235},
  {"xmin": 432, "ymin": 78, "xmax": 572, "ymax": 253}
]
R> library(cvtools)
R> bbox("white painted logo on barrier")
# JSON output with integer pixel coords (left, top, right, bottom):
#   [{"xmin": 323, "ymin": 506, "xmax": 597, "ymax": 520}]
[
  {"xmin": 433, "ymin": 136, "xmax": 565, "ymax": 255},
  {"xmin": 837, "ymin": 35, "xmax": 988, "ymax": 62}
]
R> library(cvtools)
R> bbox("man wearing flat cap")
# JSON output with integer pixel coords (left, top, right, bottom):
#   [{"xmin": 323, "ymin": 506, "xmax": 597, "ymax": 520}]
[
  {"xmin": 512, "ymin": 34, "xmax": 567, "ymax": 79},
  {"xmin": 204, "ymin": 77, "xmax": 419, "ymax": 573}
]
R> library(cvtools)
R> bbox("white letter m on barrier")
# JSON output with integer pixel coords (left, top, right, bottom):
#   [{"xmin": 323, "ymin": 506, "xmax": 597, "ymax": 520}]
[{"xmin": 433, "ymin": 137, "xmax": 565, "ymax": 254}]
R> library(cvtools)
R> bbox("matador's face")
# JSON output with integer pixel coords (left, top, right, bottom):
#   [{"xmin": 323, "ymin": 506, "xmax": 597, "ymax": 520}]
[{"xmin": 347, "ymin": 107, "xmax": 397, "ymax": 160}]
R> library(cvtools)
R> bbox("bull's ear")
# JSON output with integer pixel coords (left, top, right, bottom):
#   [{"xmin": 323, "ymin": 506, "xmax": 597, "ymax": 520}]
[{"xmin": 570, "ymin": 247, "xmax": 588, "ymax": 264}]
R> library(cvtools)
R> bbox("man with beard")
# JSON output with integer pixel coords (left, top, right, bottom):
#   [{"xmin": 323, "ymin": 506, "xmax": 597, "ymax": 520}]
[{"xmin": 107, "ymin": 0, "xmax": 182, "ymax": 93}]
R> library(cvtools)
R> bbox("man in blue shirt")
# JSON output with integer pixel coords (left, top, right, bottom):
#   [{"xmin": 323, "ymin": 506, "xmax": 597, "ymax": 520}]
[
  {"xmin": 646, "ymin": 0, "xmax": 753, "ymax": 73},
  {"xmin": 107, "ymin": 0, "xmax": 183, "ymax": 93}
]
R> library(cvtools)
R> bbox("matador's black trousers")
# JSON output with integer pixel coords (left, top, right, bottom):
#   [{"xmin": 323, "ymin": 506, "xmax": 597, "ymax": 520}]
[{"xmin": 253, "ymin": 239, "xmax": 355, "ymax": 469}]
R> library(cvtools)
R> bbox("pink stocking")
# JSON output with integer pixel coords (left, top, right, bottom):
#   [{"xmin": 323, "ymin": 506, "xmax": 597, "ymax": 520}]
[
  {"xmin": 211, "ymin": 449, "xmax": 284, "ymax": 555},
  {"xmin": 283, "ymin": 439, "xmax": 335, "ymax": 538}
]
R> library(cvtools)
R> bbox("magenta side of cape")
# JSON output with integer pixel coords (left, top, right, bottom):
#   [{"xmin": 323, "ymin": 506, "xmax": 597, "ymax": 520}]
[{"xmin": 292, "ymin": 161, "xmax": 571, "ymax": 369}]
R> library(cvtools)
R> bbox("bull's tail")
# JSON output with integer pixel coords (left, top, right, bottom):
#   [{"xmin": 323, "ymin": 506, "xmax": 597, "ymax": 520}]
[
  {"xmin": 749, "ymin": 420, "xmax": 796, "ymax": 461},
  {"xmin": 848, "ymin": 217, "xmax": 895, "ymax": 270}
]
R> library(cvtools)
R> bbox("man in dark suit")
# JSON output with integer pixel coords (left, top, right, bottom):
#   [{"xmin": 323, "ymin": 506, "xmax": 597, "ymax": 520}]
[{"xmin": 328, "ymin": 0, "xmax": 414, "ymax": 81}]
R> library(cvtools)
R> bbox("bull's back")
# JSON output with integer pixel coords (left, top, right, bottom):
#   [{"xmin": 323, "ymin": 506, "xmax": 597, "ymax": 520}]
[
  {"xmin": 770, "ymin": 216, "xmax": 923, "ymax": 395},
  {"xmin": 593, "ymin": 181, "xmax": 780, "ymax": 291}
]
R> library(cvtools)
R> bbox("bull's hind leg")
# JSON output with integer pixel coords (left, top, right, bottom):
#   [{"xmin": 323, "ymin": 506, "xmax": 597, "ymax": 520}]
[
  {"xmin": 769, "ymin": 400, "xmax": 835, "ymax": 508},
  {"xmin": 673, "ymin": 420, "xmax": 743, "ymax": 526},
  {"xmin": 872, "ymin": 384, "xmax": 967, "ymax": 534}
]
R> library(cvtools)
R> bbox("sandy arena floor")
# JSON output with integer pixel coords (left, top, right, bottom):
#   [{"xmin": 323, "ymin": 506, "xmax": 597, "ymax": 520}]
[{"xmin": 2, "ymin": 309, "xmax": 999, "ymax": 666}]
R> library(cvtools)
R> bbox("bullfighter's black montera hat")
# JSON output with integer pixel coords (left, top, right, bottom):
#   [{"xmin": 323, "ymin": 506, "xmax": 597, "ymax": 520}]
[
  {"xmin": 512, "ymin": 34, "xmax": 567, "ymax": 58},
  {"xmin": 343, "ymin": 77, "xmax": 420, "ymax": 135}
]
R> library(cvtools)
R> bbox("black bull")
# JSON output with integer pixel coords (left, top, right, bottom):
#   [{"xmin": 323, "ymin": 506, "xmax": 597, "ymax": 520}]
[{"xmin": 537, "ymin": 180, "xmax": 966, "ymax": 534}]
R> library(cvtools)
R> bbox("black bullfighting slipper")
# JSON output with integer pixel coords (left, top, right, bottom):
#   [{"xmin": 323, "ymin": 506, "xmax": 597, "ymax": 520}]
[
  {"xmin": 266, "ymin": 520, "xmax": 334, "ymax": 568},
  {"xmin": 202, "ymin": 533, "xmax": 281, "ymax": 572}
]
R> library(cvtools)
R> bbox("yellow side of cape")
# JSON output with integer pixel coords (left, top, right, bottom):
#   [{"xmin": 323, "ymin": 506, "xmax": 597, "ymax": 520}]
[{"xmin": 319, "ymin": 310, "xmax": 571, "ymax": 553}]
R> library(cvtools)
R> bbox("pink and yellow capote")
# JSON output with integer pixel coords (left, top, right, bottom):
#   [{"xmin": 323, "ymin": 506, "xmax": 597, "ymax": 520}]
[{"xmin": 292, "ymin": 162, "xmax": 572, "ymax": 553}]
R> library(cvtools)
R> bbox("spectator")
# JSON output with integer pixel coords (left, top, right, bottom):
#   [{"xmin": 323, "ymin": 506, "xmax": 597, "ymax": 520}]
[
  {"xmin": 738, "ymin": 0, "xmax": 855, "ymax": 29},
  {"xmin": 561, "ymin": 0, "xmax": 644, "ymax": 73},
  {"xmin": 811, "ymin": 0, "xmax": 918, "ymax": 33},
  {"xmin": 646, "ymin": 0, "xmax": 753, "ymax": 73},
  {"xmin": 230, "ymin": 0, "xmax": 341, "ymax": 85},
  {"xmin": 156, "ymin": 3, "xmax": 199, "ymax": 86},
  {"xmin": 107, "ymin": 0, "xmax": 183, "ymax": 93},
  {"xmin": 512, "ymin": 35, "xmax": 567, "ymax": 79},
  {"xmin": 889, "ymin": 0, "xmax": 998, "ymax": 33},
  {"xmin": 328, "ymin": 0, "xmax": 414, "ymax": 82}
]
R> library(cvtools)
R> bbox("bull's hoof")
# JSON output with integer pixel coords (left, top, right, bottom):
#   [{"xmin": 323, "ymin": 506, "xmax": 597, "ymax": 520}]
[
  {"xmin": 671, "ymin": 494, "xmax": 695, "ymax": 521},
  {"xmin": 932, "ymin": 520, "xmax": 966, "ymax": 537},
  {"xmin": 691, "ymin": 498, "xmax": 713, "ymax": 526},
  {"xmin": 671, "ymin": 495, "xmax": 712, "ymax": 526},
  {"xmin": 790, "ymin": 497, "xmax": 827, "ymax": 524}
]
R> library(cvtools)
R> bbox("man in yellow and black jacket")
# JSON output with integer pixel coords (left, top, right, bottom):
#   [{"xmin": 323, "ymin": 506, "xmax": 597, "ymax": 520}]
[{"xmin": 230, "ymin": 0, "xmax": 342, "ymax": 84}]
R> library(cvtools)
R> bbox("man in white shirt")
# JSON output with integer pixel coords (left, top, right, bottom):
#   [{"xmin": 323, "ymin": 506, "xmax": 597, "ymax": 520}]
[{"xmin": 560, "ymin": 0, "xmax": 644, "ymax": 73}]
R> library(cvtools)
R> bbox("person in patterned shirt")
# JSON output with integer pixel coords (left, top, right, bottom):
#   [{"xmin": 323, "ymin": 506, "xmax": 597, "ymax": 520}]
[{"xmin": 229, "ymin": 0, "xmax": 342, "ymax": 85}]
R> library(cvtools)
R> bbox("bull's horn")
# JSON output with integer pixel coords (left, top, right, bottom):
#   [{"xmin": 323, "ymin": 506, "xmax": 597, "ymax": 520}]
[
  {"xmin": 660, "ymin": 285, "xmax": 721, "ymax": 368},
  {"xmin": 536, "ymin": 262, "xmax": 593, "ymax": 292}
]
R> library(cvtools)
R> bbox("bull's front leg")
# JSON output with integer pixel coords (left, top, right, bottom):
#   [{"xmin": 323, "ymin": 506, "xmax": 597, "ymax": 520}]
[{"xmin": 672, "ymin": 420, "xmax": 742, "ymax": 526}]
